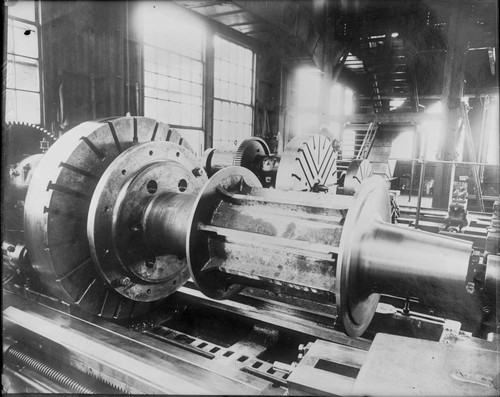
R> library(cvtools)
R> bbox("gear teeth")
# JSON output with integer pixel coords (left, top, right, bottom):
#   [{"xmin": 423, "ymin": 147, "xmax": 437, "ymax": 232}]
[
  {"xmin": 5, "ymin": 121, "xmax": 57, "ymax": 159},
  {"xmin": 5, "ymin": 120, "xmax": 56, "ymax": 144},
  {"xmin": 233, "ymin": 137, "xmax": 270, "ymax": 167}
]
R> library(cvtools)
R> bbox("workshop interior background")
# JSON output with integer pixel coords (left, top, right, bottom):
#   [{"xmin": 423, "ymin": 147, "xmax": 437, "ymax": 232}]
[{"xmin": 2, "ymin": 0, "xmax": 500, "ymax": 395}]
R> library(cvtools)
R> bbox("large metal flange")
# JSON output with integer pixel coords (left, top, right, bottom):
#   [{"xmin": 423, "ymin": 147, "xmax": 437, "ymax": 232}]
[
  {"xmin": 342, "ymin": 159, "xmax": 373, "ymax": 195},
  {"xmin": 275, "ymin": 134, "xmax": 338, "ymax": 192},
  {"xmin": 87, "ymin": 141, "xmax": 207, "ymax": 302},
  {"xmin": 187, "ymin": 166, "xmax": 262, "ymax": 299},
  {"xmin": 336, "ymin": 175, "xmax": 391, "ymax": 337},
  {"xmin": 24, "ymin": 116, "xmax": 194, "ymax": 319}
]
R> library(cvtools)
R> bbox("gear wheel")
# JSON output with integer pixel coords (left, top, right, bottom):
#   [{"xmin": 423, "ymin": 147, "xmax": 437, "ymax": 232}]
[
  {"xmin": 4, "ymin": 121, "xmax": 57, "ymax": 165},
  {"xmin": 233, "ymin": 137, "xmax": 270, "ymax": 168}
]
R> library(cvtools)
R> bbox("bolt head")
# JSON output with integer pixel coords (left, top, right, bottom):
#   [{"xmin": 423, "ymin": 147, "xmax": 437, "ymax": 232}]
[
  {"xmin": 120, "ymin": 277, "xmax": 131, "ymax": 286},
  {"xmin": 192, "ymin": 167, "xmax": 204, "ymax": 177}
]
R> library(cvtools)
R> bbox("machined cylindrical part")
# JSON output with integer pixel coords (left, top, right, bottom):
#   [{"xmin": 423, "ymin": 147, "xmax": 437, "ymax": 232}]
[
  {"xmin": 357, "ymin": 221, "xmax": 473, "ymax": 300},
  {"xmin": 187, "ymin": 167, "xmax": 477, "ymax": 337},
  {"xmin": 144, "ymin": 192, "xmax": 197, "ymax": 257},
  {"xmin": 203, "ymin": 192, "xmax": 347, "ymax": 293},
  {"xmin": 203, "ymin": 147, "xmax": 235, "ymax": 177}
]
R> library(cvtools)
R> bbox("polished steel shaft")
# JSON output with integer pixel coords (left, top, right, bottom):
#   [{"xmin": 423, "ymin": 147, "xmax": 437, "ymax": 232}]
[
  {"xmin": 144, "ymin": 192, "xmax": 197, "ymax": 257},
  {"xmin": 357, "ymin": 222, "xmax": 472, "ymax": 299}
]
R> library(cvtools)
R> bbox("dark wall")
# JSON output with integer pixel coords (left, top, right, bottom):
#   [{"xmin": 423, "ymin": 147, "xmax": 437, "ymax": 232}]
[
  {"xmin": 255, "ymin": 40, "xmax": 283, "ymax": 138},
  {"xmin": 41, "ymin": 1, "xmax": 131, "ymax": 134}
]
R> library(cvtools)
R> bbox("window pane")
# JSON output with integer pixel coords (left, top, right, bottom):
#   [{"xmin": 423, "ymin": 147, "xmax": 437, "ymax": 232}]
[
  {"xmin": 11, "ymin": 20, "xmax": 38, "ymax": 58},
  {"xmin": 175, "ymin": 128, "xmax": 204, "ymax": 157},
  {"xmin": 7, "ymin": 5, "xmax": 41, "ymax": 125},
  {"xmin": 144, "ymin": 97, "xmax": 158, "ymax": 119},
  {"xmin": 7, "ymin": 20, "xmax": 15, "ymax": 52},
  {"xmin": 5, "ymin": 89, "xmax": 17, "ymax": 123},
  {"xmin": 14, "ymin": 56, "xmax": 39, "ymax": 91},
  {"xmin": 16, "ymin": 90, "xmax": 40, "ymax": 124},
  {"xmin": 8, "ymin": 0, "xmax": 36, "ymax": 22},
  {"xmin": 213, "ymin": 36, "xmax": 254, "ymax": 145},
  {"xmin": 142, "ymin": 8, "xmax": 204, "ymax": 129}
]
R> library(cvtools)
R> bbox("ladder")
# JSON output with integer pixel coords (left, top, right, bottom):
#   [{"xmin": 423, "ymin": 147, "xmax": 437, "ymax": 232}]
[
  {"xmin": 337, "ymin": 122, "xmax": 379, "ymax": 175},
  {"xmin": 461, "ymin": 103, "xmax": 485, "ymax": 212},
  {"xmin": 356, "ymin": 122, "xmax": 378, "ymax": 160}
]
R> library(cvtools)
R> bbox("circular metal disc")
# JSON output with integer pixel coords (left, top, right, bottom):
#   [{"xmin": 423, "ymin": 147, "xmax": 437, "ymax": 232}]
[
  {"xmin": 87, "ymin": 141, "xmax": 206, "ymax": 302},
  {"xmin": 186, "ymin": 166, "xmax": 262, "ymax": 300},
  {"xmin": 24, "ymin": 116, "xmax": 193, "ymax": 319},
  {"xmin": 343, "ymin": 159, "xmax": 373, "ymax": 195},
  {"xmin": 336, "ymin": 175, "xmax": 391, "ymax": 337},
  {"xmin": 275, "ymin": 134, "xmax": 337, "ymax": 192}
]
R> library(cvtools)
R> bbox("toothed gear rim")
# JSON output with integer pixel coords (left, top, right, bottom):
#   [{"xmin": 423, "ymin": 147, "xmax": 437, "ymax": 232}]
[
  {"xmin": 233, "ymin": 137, "xmax": 270, "ymax": 168},
  {"xmin": 4, "ymin": 121, "xmax": 57, "ymax": 164}
]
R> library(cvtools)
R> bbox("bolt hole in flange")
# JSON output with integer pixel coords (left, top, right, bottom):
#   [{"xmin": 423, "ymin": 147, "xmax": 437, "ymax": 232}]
[
  {"xmin": 178, "ymin": 179, "xmax": 188, "ymax": 192},
  {"xmin": 149, "ymin": 150, "xmax": 153, "ymax": 156},
  {"xmin": 121, "ymin": 169, "xmax": 126, "ymax": 175},
  {"xmin": 176, "ymin": 152, "xmax": 180, "ymax": 157},
  {"xmin": 147, "ymin": 180, "xmax": 158, "ymax": 194},
  {"xmin": 146, "ymin": 256, "xmax": 156, "ymax": 268}
]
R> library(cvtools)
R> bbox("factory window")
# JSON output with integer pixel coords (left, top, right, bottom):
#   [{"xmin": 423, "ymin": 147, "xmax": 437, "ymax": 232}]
[
  {"xmin": 213, "ymin": 36, "xmax": 255, "ymax": 148},
  {"xmin": 5, "ymin": 0, "xmax": 41, "ymax": 124},
  {"xmin": 142, "ymin": 13, "xmax": 205, "ymax": 132}
]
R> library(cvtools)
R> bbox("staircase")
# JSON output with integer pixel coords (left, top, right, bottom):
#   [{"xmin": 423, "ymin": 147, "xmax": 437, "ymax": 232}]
[
  {"xmin": 337, "ymin": 122, "xmax": 379, "ymax": 175},
  {"xmin": 354, "ymin": 31, "xmax": 417, "ymax": 114}
]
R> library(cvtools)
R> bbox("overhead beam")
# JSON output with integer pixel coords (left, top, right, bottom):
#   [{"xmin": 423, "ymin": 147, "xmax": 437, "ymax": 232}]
[
  {"xmin": 206, "ymin": 9, "xmax": 245, "ymax": 18},
  {"xmin": 168, "ymin": 1, "xmax": 260, "ymax": 50},
  {"xmin": 284, "ymin": 109, "xmax": 444, "ymax": 124},
  {"xmin": 233, "ymin": 0, "xmax": 328, "ymax": 71},
  {"xmin": 340, "ymin": 112, "xmax": 444, "ymax": 124}
]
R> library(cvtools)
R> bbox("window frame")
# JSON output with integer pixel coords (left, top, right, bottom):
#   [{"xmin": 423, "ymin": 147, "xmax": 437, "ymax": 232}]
[
  {"xmin": 211, "ymin": 33, "xmax": 256, "ymax": 148},
  {"xmin": 6, "ymin": 0, "xmax": 44, "ymax": 125},
  {"xmin": 140, "ymin": 17, "xmax": 206, "ymax": 133}
]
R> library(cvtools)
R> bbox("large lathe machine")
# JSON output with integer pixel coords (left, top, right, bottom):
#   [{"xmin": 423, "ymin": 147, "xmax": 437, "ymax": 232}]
[{"xmin": 2, "ymin": 116, "xmax": 499, "ymax": 395}]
